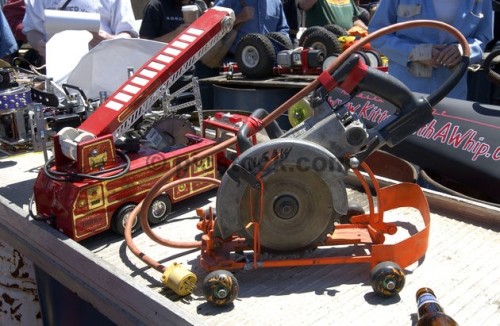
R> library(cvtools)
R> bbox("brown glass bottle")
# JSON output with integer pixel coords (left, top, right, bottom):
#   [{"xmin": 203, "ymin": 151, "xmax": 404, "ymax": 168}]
[{"xmin": 416, "ymin": 288, "xmax": 459, "ymax": 325}]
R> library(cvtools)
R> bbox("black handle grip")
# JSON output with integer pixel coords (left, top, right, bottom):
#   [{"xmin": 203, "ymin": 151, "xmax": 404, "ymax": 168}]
[
  {"xmin": 61, "ymin": 83, "xmax": 89, "ymax": 103},
  {"xmin": 237, "ymin": 108, "xmax": 283, "ymax": 153},
  {"xmin": 331, "ymin": 55, "xmax": 433, "ymax": 147},
  {"xmin": 333, "ymin": 55, "xmax": 420, "ymax": 115}
]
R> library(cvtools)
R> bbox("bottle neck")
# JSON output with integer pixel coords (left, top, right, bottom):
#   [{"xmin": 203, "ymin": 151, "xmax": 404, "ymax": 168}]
[{"xmin": 417, "ymin": 292, "xmax": 444, "ymax": 319}]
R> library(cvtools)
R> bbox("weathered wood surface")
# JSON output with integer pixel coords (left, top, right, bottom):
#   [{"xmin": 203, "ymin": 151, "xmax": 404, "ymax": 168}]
[
  {"xmin": 0, "ymin": 152, "xmax": 499, "ymax": 325},
  {"xmin": 0, "ymin": 239, "xmax": 40, "ymax": 325}
]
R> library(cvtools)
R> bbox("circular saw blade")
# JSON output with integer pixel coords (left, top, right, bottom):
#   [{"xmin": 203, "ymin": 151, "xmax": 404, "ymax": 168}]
[
  {"xmin": 145, "ymin": 115, "xmax": 195, "ymax": 150},
  {"xmin": 216, "ymin": 139, "xmax": 348, "ymax": 253},
  {"xmin": 238, "ymin": 167, "xmax": 336, "ymax": 252}
]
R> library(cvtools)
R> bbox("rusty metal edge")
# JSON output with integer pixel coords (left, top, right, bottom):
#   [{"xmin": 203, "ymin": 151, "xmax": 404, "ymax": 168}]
[{"xmin": 0, "ymin": 195, "xmax": 206, "ymax": 326}]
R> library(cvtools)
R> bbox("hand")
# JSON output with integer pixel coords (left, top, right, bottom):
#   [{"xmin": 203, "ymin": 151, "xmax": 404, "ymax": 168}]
[
  {"xmin": 34, "ymin": 39, "xmax": 47, "ymax": 58},
  {"xmin": 437, "ymin": 44, "xmax": 462, "ymax": 68},
  {"xmin": 89, "ymin": 30, "xmax": 112, "ymax": 48},
  {"xmin": 418, "ymin": 45, "xmax": 444, "ymax": 68},
  {"xmin": 352, "ymin": 18, "xmax": 368, "ymax": 31}
]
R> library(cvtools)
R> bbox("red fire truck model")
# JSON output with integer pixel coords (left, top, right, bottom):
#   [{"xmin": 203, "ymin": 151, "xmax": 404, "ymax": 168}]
[{"xmin": 32, "ymin": 8, "xmax": 239, "ymax": 242}]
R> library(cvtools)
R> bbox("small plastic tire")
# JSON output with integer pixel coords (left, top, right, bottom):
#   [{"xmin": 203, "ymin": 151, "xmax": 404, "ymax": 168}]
[
  {"xmin": 363, "ymin": 49, "xmax": 383, "ymax": 67},
  {"xmin": 370, "ymin": 261, "xmax": 405, "ymax": 298},
  {"xmin": 148, "ymin": 194, "xmax": 172, "ymax": 225},
  {"xmin": 111, "ymin": 203, "xmax": 141, "ymax": 235},
  {"xmin": 203, "ymin": 270, "xmax": 239, "ymax": 306},
  {"xmin": 298, "ymin": 26, "xmax": 327, "ymax": 47},
  {"xmin": 324, "ymin": 24, "xmax": 349, "ymax": 37}
]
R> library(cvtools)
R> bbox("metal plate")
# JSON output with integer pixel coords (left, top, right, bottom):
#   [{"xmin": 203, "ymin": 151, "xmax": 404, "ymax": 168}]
[{"xmin": 0, "ymin": 85, "xmax": 31, "ymax": 113}]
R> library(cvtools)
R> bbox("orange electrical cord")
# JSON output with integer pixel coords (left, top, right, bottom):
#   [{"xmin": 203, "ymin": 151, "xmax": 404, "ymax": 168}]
[
  {"xmin": 124, "ymin": 177, "xmax": 220, "ymax": 272},
  {"xmin": 124, "ymin": 20, "xmax": 471, "ymax": 272}
]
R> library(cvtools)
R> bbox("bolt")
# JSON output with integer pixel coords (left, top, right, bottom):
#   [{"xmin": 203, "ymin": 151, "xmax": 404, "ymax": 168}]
[
  {"xmin": 385, "ymin": 279, "xmax": 396, "ymax": 290},
  {"xmin": 349, "ymin": 156, "xmax": 360, "ymax": 169},
  {"xmin": 216, "ymin": 287, "xmax": 228, "ymax": 298}
]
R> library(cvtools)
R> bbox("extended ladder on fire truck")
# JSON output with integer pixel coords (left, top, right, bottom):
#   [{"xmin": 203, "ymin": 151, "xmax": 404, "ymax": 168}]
[{"xmin": 53, "ymin": 7, "xmax": 235, "ymax": 172}]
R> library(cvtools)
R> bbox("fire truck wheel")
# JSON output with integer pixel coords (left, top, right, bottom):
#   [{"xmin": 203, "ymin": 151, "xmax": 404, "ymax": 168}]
[
  {"xmin": 236, "ymin": 33, "xmax": 276, "ymax": 79},
  {"xmin": 266, "ymin": 32, "xmax": 293, "ymax": 52},
  {"xmin": 148, "ymin": 194, "xmax": 172, "ymax": 225},
  {"xmin": 203, "ymin": 270, "xmax": 239, "ymax": 306},
  {"xmin": 324, "ymin": 24, "xmax": 349, "ymax": 37},
  {"xmin": 111, "ymin": 203, "xmax": 141, "ymax": 236},
  {"xmin": 370, "ymin": 261, "xmax": 405, "ymax": 298},
  {"xmin": 302, "ymin": 29, "xmax": 343, "ymax": 57},
  {"xmin": 298, "ymin": 26, "xmax": 327, "ymax": 47}
]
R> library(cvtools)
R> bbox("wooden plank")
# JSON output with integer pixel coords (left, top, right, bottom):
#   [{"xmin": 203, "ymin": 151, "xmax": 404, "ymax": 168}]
[
  {"xmin": 0, "ymin": 196, "xmax": 204, "ymax": 326},
  {"xmin": 0, "ymin": 239, "xmax": 41, "ymax": 325},
  {"xmin": 422, "ymin": 188, "xmax": 500, "ymax": 226}
]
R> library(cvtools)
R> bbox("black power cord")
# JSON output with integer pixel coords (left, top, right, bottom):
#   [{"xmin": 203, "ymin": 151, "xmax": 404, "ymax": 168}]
[
  {"xmin": 28, "ymin": 194, "xmax": 54, "ymax": 222},
  {"xmin": 43, "ymin": 148, "xmax": 131, "ymax": 182}
]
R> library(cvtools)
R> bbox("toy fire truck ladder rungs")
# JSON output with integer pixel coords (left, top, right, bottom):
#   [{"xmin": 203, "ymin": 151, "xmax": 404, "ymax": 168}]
[{"xmin": 76, "ymin": 8, "xmax": 234, "ymax": 140}]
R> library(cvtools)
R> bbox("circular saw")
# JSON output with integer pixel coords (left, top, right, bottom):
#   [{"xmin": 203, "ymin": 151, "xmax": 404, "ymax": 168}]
[
  {"xmin": 144, "ymin": 115, "xmax": 196, "ymax": 151},
  {"xmin": 215, "ymin": 138, "xmax": 348, "ymax": 253}
]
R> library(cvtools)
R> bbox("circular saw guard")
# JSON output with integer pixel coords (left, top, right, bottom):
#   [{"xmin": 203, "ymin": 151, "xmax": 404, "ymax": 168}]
[{"xmin": 215, "ymin": 139, "xmax": 348, "ymax": 253}]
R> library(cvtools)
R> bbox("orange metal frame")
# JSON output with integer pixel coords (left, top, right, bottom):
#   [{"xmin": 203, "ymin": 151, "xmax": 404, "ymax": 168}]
[{"xmin": 197, "ymin": 161, "xmax": 430, "ymax": 272}]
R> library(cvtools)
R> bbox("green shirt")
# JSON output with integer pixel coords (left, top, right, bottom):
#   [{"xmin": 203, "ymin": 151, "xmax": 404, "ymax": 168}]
[{"xmin": 304, "ymin": 0, "xmax": 360, "ymax": 29}]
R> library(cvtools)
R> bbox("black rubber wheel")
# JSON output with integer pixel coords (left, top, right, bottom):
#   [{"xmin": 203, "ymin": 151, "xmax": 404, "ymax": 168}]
[
  {"xmin": 322, "ymin": 53, "xmax": 340, "ymax": 71},
  {"xmin": 203, "ymin": 270, "xmax": 239, "ymax": 306},
  {"xmin": 148, "ymin": 194, "xmax": 172, "ymax": 225},
  {"xmin": 363, "ymin": 49, "xmax": 383, "ymax": 67},
  {"xmin": 236, "ymin": 33, "xmax": 276, "ymax": 79},
  {"xmin": 266, "ymin": 32, "xmax": 293, "ymax": 52},
  {"xmin": 324, "ymin": 24, "xmax": 349, "ymax": 37},
  {"xmin": 370, "ymin": 261, "xmax": 406, "ymax": 298},
  {"xmin": 111, "ymin": 203, "xmax": 141, "ymax": 235},
  {"xmin": 303, "ymin": 29, "xmax": 343, "ymax": 57},
  {"xmin": 353, "ymin": 51, "xmax": 371, "ymax": 66},
  {"xmin": 298, "ymin": 26, "xmax": 327, "ymax": 47}
]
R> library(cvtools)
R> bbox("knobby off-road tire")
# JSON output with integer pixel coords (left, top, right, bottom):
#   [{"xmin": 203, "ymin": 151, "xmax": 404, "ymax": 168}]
[
  {"xmin": 236, "ymin": 33, "xmax": 276, "ymax": 79},
  {"xmin": 302, "ymin": 29, "xmax": 343, "ymax": 57}
]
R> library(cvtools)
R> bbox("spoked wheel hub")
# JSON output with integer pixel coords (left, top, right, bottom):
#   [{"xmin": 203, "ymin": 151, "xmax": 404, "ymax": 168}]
[{"xmin": 241, "ymin": 46, "xmax": 259, "ymax": 68}]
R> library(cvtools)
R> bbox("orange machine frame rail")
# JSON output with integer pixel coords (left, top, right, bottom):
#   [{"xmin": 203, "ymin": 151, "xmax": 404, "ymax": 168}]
[{"xmin": 197, "ymin": 161, "xmax": 430, "ymax": 272}]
